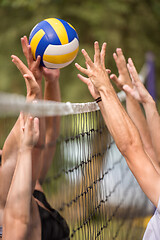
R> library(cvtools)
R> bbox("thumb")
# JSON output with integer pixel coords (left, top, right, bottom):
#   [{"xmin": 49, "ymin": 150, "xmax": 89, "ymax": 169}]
[
  {"xmin": 123, "ymin": 84, "xmax": 132, "ymax": 94},
  {"xmin": 123, "ymin": 84, "xmax": 138, "ymax": 100},
  {"xmin": 110, "ymin": 74, "xmax": 121, "ymax": 89}
]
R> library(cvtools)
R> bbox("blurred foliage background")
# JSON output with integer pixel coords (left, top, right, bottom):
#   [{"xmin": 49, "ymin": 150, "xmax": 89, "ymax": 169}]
[{"xmin": 0, "ymin": 0, "xmax": 160, "ymax": 104}]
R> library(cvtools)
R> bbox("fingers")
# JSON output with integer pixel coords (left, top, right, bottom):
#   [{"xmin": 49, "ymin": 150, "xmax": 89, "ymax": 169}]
[
  {"xmin": 25, "ymin": 115, "xmax": 39, "ymax": 132},
  {"xmin": 27, "ymin": 116, "xmax": 34, "ymax": 132},
  {"xmin": 28, "ymin": 116, "xmax": 39, "ymax": 143},
  {"xmin": 106, "ymin": 69, "xmax": 111, "ymax": 74},
  {"xmin": 23, "ymin": 35, "xmax": 29, "ymax": 46},
  {"xmin": 21, "ymin": 36, "xmax": 35, "ymax": 67},
  {"xmin": 23, "ymin": 73, "xmax": 38, "ymax": 96},
  {"xmin": 113, "ymin": 49, "xmax": 120, "ymax": 61},
  {"xmin": 26, "ymin": 115, "xmax": 39, "ymax": 145},
  {"xmin": 100, "ymin": 42, "xmax": 107, "ymax": 69},
  {"xmin": 75, "ymin": 62, "xmax": 89, "ymax": 76},
  {"xmin": 29, "ymin": 116, "xmax": 40, "ymax": 145},
  {"xmin": 23, "ymin": 73, "xmax": 35, "ymax": 82},
  {"xmin": 33, "ymin": 117, "xmax": 40, "ymax": 141},
  {"xmin": 20, "ymin": 113, "xmax": 33, "ymax": 136},
  {"xmin": 11, "ymin": 55, "xmax": 30, "ymax": 76},
  {"xmin": 94, "ymin": 41, "xmax": 100, "ymax": 65},
  {"xmin": 123, "ymin": 84, "xmax": 133, "ymax": 94},
  {"xmin": 128, "ymin": 57, "xmax": 134, "ymax": 67},
  {"xmin": 81, "ymin": 49, "xmax": 95, "ymax": 69},
  {"xmin": 113, "ymin": 48, "xmax": 124, "ymax": 61},
  {"xmin": 110, "ymin": 74, "xmax": 118, "ymax": 84},
  {"xmin": 76, "ymin": 42, "xmax": 107, "ymax": 75},
  {"xmin": 20, "ymin": 112, "xmax": 31, "ymax": 131},
  {"xmin": 113, "ymin": 48, "xmax": 127, "ymax": 72},
  {"xmin": 27, "ymin": 44, "xmax": 35, "ymax": 64},
  {"xmin": 77, "ymin": 74, "xmax": 90, "ymax": 85},
  {"xmin": 11, "ymin": 55, "xmax": 36, "ymax": 84},
  {"xmin": 94, "ymin": 41, "xmax": 107, "ymax": 68},
  {"xmin": 19, "ymin": 112, "xmax": 25, "ymax": 132},
  {"xmin": 35, "ymin": 55, "xmax": 41, "ymax": 66},
  {"xmin": 21, "ymin": 114, "xmax": 39, "ymax": 144},
  {"xmin": 21, "ymin": 36, "xmax": 30, "ymax": 64},
  {"xmin": 21, "ymin": 36, "xmax": 28, "ymax": 59},
  {"xmin": 110, "ymin": 73, "xmax": 124, "ymax": 90},
  {"xmin": 127, "ymin": 58, "xmax": 140, "ymax": 84},
  {"xmin": 122, "ymin": 84, "xmax": 139, "ymax": 101},
  {"xmin": 115, "ymin": 48, "xmax": 123, "ymax": 57},
  {"xmin": 123, "ymin": 84, "xmax": 141, "ymax": 102},
  {"xmin": 21, "ymin": 36, "xmax": 41, "ymax": 72}
]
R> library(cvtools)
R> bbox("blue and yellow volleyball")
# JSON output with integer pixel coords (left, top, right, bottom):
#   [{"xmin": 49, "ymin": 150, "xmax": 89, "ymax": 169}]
[{"xmin": 29, "ymin": 18, "xmax": 79, "ymax": 69}]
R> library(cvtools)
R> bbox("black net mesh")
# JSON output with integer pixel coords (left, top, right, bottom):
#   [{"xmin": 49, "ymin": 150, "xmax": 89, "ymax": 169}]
[{"xmin": 41, "ymin": 110, "xmax": 152, "ymax": 240}]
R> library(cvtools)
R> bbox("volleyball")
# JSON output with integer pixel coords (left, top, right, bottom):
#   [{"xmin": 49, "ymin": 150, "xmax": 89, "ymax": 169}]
[{"xmin": 29, "ymin": 18, "xmax": 79, "ymax": 69}]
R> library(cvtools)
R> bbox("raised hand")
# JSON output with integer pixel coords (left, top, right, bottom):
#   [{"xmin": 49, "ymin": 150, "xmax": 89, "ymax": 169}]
[
  {"xmin": 76, "ymin": 62, "xmax": 100, "ymax": 99},
  {"xmin": 11, "ymin": 55, "xmax": 40, "ymax": 101},
  {"xmin": 21, "ymin": 36, "xmax": 43, "ymax": 84},
  {"xmin": 21, "ymin": 36, "xmax": 61, "ymax": 84},
  {"xmin": 123, "ymin": 58, "xmax": 153, "ymax": 104},
  {"xmin": 20, "ymin": 112, "xmax": 39, "ymax": 150},
  {"xmin": 75, "ymin": 41, "xmax": 110, "ymax": 98},
  {"xmin": 110, "ymin": 48, "xmax": 132, "ymax": 90}
]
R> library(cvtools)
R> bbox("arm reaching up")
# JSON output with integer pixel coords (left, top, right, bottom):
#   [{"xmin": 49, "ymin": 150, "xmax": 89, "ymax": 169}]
[
  {"xmin": 110, "ymin": 49, "xmax": 157, "ymax": 172},
  {"xmin": 0, "ymin": 55, "xmax": 41, "ymax": 212},
  {"xmin": 75, "ymin": 41, "xmax": 160, "ymax": 208},
  {"xmin": 124, "ymin": 58, "xmax": 160, "ymax": 167},
  {"xmin": 21, "ymin": 36, "xmax": 62, "ymax": 184},
  {"xmin": 3, "ymin": 113, "xmax": 39, "ymax": 240},
  {"xmin": 38, "ymin": 68, "xmax": 61, "ymax": 184}
]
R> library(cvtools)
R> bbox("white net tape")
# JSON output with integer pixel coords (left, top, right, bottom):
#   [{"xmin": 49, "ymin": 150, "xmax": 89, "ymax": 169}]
[{"xmin": 0, "ymin": 64, "xmax": 147, "ymax": 117}]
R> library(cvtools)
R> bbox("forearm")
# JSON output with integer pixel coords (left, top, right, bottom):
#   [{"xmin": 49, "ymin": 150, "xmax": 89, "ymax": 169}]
[
  {"xmin": 126, "ymin": 94, "xmax": 156, "ymax": 158},
  {"xmin": 125, "ymin": 93, "xmax": 160, "ymax": 174},
  {"xmin": 98, "ymin": 94, "xmax": 140, "ymax": 152},
  {"xmin": 44, "ymin": 79, "xmax": 61, "ymax": 143},
  {"xmin": 0, "ymin": 117, "xmax": 21, "ymax": 206},
  {"xmin": 98, "ymin": 80, "xmax": 141, "ymax": 157},
  {"xmin": 5, "ymin": 148, "xmax": 32, "ymax": 221},
  {"xmin": 44, "ymin": 77, "xmax": 61, "ymax": 102},
  {"xmin": 2, "ymin": 118, "xmax": 20, "ymax": 164},
  {"xmin": 98, "ymin": 83, "xmax": 160, "ymax": 204},
  {"xmin": 38, "ymin": 78, "xmax": 61, "ymax": 183},
  {"xmin": 143, "ymin": 99, "xmax": 160, "ymax": 162},
  {"xmin": 0, "ymin": 159, "xmax": 18, "ymax": 209},
  {"xmin": 126, "ymin": 94, "xmax": 148, "ymax": 138}
]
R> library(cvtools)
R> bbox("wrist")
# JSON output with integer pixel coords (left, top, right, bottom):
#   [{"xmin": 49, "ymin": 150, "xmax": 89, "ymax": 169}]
[
  {"xmin": 19, "ymin": 146, "xmax": 33, "ymax": 153},
  {"xmin": 98, "ymin": 83, "xmax": 114, "ymax": 96},
  {"xmin": 95, "ymin": 96, "xmax": 102, "ymax": 103},
  {"xmin": 36, "ymin": 76, "xmax": 43, "ymax": 83},
  {"xmin": 44, "ymin": 78, "xmax": 60, "ymax": 89},
  {"xmin": 143, "ymin": 96, "xmax": 155, "ymax": 108},
  {"xmin": 44, "ymin": 74, "xmax": 60, "ymax": 83}
]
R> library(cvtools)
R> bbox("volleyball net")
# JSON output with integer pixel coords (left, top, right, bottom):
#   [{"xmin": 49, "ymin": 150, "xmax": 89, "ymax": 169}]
[
  {"xmin": 0, "ymin": 63, "xmax": 154, "ymax": 239},
  {"xmin": 43, "ymin": 110, "xmax": 152, "ymax": 240}
]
